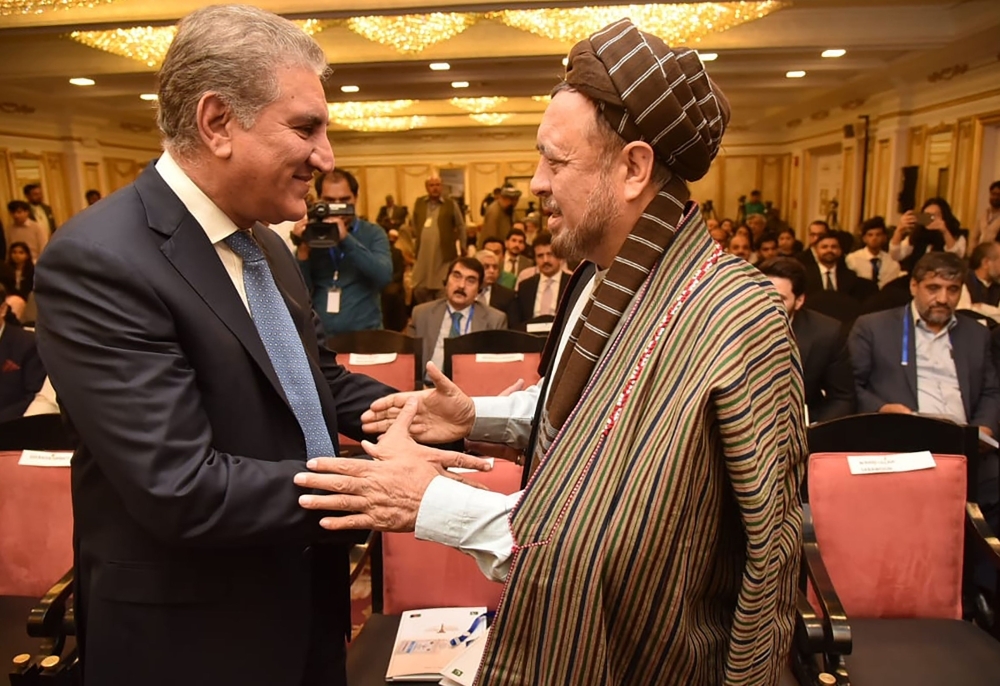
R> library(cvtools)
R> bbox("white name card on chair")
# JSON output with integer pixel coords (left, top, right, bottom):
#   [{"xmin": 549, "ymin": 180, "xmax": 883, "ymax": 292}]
[
  {"xmin": 526, "ymin": 322, "xmax": 553, "ymax": 334},
  {"xmin": 348, "ymin": 352, "xmax": 397, "ymax": 366},
  {"xmin": 18, "ymin": 450, "xmax": 73, "ymax": 467},
  {"xmin": 474, "ymin": 353, "xmax": 525, "ymax": 363},
  {"xmin": 847, "ymin": 451, "xmax": 936, "ymax": 476}
]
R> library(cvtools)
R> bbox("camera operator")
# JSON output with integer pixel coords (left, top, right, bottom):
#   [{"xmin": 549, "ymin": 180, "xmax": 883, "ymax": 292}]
[
  {"xmin": 889, "ymin": 197, "xmax": 966, "ymax": 274},
  {"xmin": 295, "ymin": 169, "xmax": 392, "ymax": 335}
]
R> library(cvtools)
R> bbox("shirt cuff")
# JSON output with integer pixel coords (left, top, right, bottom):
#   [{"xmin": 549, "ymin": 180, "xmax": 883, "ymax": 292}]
[
  {"xmin": 471, "ymin": 396, "xmax": 514, "ymax": 443},
  {"xmin": 415, "ymin": 475, "xmax": 500, "ymax": 548}
]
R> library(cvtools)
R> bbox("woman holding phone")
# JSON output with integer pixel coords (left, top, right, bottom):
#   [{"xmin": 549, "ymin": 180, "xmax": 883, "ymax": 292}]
[{"xmin": 889, "ymin": 196, "xmax": 966, "ymax": 273}]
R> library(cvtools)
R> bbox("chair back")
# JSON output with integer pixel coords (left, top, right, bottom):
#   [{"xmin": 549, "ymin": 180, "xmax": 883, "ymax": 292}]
[
  {"xmin": 444, "ymin": 330, "xmax": 545, "ymax": 396},
  {"xmin": 0, "ymin": 415, "xmax": 75, "ymax": 451},
  {"xmin": 379, "ymin": 460, "xmax": 522, "ymax": 614},
  {"xmin": 808, "ymin": 452, "xmax": 966, "ymax": 620},
  {"xmin": 0, "ymin": 452, "xmax": 73, "ymax": 597}
]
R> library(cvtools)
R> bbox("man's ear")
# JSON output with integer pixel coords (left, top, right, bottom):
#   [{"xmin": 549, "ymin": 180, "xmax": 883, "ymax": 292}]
[
  {"xmin": 196, "ymin": 92, "xmax": 236, "ymax": 160},
  {"xmin": 621, "ymin": 141, "xmax": 656, "ymax": 202}
]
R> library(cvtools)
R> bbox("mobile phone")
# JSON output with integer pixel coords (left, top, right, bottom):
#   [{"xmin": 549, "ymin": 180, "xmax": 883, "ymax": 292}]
[{"xmin": 916, "ymin": 212, "xmax": 933, "ymax": 225}]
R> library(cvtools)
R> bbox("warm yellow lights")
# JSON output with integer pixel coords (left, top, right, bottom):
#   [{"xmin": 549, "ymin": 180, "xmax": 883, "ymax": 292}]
[
  {"xmin": 69, "ymin": 20, "xmax": 326, "ymax": 67},
  {"xmin": 698, "ymin": 52, "xmax": 719, "ymax": 61},
  {"xmin": 469, "ymin": 113, "xmax": 512, "ymax": 126},
  {"xmin": 328, "ymin": 101, "xmax": 415, "ymax": 119},
  {"xmin": 490, "ymin": 2, "xmax": 786, "ymax": 46},
  {"xmin": 451, "ymin": 81, "xmax": 470, "ymax": 89},
  {"xmin": 340, "ymin": 85, "xmax": 360, "ymax": 93},
  {"xmin": 531, "ymin": 95, "xmax": 552, "ymax": 103},
  {"xmin": 822, "ymin": 48, "xmax": 846, "ymax": 58},
  {"xmin": 2, "ymin": 0, "xmax": 114, "ymax": 16},
  {"xmin": 449, "ymin": 96, "xmax": 508, "ymax": 113},
  {"xmin": 786, "ymin": 70, "xmax": 806, "ymax": 78},
  {"xmin": 429, "ymin": 62, "xmax": 451, "ymax": 71},
  {"xmin": 332, "ymin": 116, "xmax": 427, "ymax": 132},
  {"xmin": 139, "ymin": 93, "xmax": 158, "ymax": 101},
  {"xmin": 69, "ymin": 77, "xmax": 95, "ymax": 86},
  {"xmin": 346, "ymin": 13, "xmax": 475, "ymax": 55}
]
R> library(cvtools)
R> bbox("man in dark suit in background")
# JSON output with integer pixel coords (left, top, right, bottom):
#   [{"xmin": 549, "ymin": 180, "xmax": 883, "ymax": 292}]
[
  {"xmin": 966, "ymin": 241, "xmax": 1000, "ymax": 307},
  {"xmin": 32, "ymin": 7, "xmax": 478, "ymax": 686},
  {"xmin": 804, "ymin": 232, "xmax": 877, "ymax": 302},
  {"xmin": 849, "ymin": 252, "xmax": 1000, "ymax": 507},
  {"xmin": 376, "ymin": 194, "xmax": 408, "ymax": 232},
  {"xmin": 0, "ymin": 283, "xmax": 45, "ymax": 422},
  {"xmin": 760, "ymin": 258, "xmax": 855, "ymax": 423},
  {"xmin": 474, "ymin": 248, "xmax": 516, "ymax": 316},
  {"xmin": 509, "ymin": 232, "xmax": 568, "ymax": 328},
  {"xmin": 24, "ymin": 183, "xmax": 57, "ymax": 235}
]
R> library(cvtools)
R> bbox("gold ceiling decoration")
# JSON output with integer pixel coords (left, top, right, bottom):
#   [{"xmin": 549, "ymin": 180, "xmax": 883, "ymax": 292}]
[
  {"xmin": 332, "ymin": 115, "xmax": 427, "ymax": 132},
  {"xmin": 531, "ymin": 95, "xmax": 553, "ymax": 103},
  {"xmin": 1, "ymin": 0, "xmax": 113, "ymax": 16},
  {"xmin": 345, "ymin": 13, "xmax": 476, "ymax": 55},
  {"xmin": 328, "ymin": 100, "xmax": 415, "ymax": 119},
  {"xmin": 469, "ymin": 113, "xmax": 513, "ymax": 126},
  {"xmin": 69, "ymin": 20, "xmax": 327, "ymax": 67},
  {"xmin": 491, "ymin": 2, "xmax": 787, "ymax": 45},
  {"xmin": 449, "ymin": 96, "xmax": 508, "ymax": 113}
]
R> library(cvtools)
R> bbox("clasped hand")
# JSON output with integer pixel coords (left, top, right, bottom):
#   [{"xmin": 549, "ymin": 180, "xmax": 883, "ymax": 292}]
[{"xmin": 294, "ymin": 397, "xmax": 492, "ymax": 532}]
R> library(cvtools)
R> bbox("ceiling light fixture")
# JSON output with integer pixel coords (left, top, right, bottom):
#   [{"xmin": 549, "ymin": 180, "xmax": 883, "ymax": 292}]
[
  {"xmin": 328, "ymin": 100, "xmax": 415, "ymax": 119},
  {"xmin": 561, "ymin": 57, "xmax": 569, "ymax": 66},
  {"xmin": 429, "ymin": 62, "xmax": 451, "ymax": 71},
  {"xmin": 346, "ymin": 13, "xmax": 475, "ymax": 55},
  {"xmin": 490, "ymin": 2, "xmax": 786, "ymax": 45},
  {"xmin": 698, "ymin": 52, "xmax": 719, "ymax": 61},
  {"xmin": 332, "ymin": 115, "xmax": 427, "ymax": 132},
  {"xmin": 449, "ymin": 96, "xmax": 508, "ymax": 113},
  {"xmin": 139, "ymin": 93, "xmax": 158, "ymax": 101},
  {"xmin": 786, "ymin": 70, "xmax": 806, "ymax": 78},
  {"xmin": 69, "ymin": 20, "xmax": 325, "ymax": 67},
  {"xmin": 2, "ymin": 0, "xmax": 114, "ymax": 16},
  {"xmin": 469, "ymin": 113, "xmax": 512, "ymax": 126},
  {"xmin": 451, "ymin": 81, "xmax": 470, "ymax": 89},
  {"xmin": 821, "ymin": 48, "xmax": 846, "ymax": 58},
  {"xmin": 69, "ymin": 77, "xmax": 95, "ymax": 86},
  {"xmin": 340, "ymin": 85, "xmax": 360, "ymax": 93}
]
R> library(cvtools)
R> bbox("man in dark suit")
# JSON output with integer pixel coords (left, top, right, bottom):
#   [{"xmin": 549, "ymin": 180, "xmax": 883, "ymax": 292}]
[
  {"xmin": 24, "ymin": 183, "xmax": 57, "ymax": 235},
  {"xmin": 407, "ymin": 257, "xmax": 507, "ymax": 383},
  {"xmin": 849, "ymin": 252, "xmax": 1000, "ymax": 506},
  {"xmin": 32, "ymin": 7, "xmax": 478, "ymax": 686},
  {"xmin": 376, "ymin": 194, "xmax": 408, "ymax": 232},
  {"xmin": 794, "ymin": 219, "xmax": 830, "ymax": 269},
  {"xmin": 966, "ymin": 241, "xmax": 1000, "ymax": 307},
  {"xmin": 0, "ymin": 284, "xmax": 45, "ymax": 422},
  {"xmin": 509, "ymin": 232, "xmax": 569, "ymax": 328},
  {"xmin": 804, "ymin": 232, "xmax": 877, "ymax": 303},
  {"xmin": 759, "ymin": 258, "xmax": 855, "ymax": 423},
  {"xmin": 474, "ymin": 248, "xmax": 516, "ymax": 315}
]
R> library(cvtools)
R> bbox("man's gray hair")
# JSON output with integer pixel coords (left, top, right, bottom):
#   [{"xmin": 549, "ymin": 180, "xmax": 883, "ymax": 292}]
[
  {"xmin": 157, "ymin": 4, "xmax": 329, "ymax": 159},
  {"xmin": 911, "ymin": 251, "xmax": 967, "ymax": 284},
  {"xmin": 475, "ymin": 250, "xmax": 498, "ymax": 263}
]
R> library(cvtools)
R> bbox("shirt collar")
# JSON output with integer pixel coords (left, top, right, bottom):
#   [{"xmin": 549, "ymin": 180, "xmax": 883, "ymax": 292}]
[
  {"xmin": 155, "ymin": 150, "xmax": 243, "ymax": 245},
  {"xmin": 910, "ymin": 300, "xmax": 957, "ymax": 333},
  {"xmin": 446, "ymin": 303, "xmax": 473, "ymax": 317}
]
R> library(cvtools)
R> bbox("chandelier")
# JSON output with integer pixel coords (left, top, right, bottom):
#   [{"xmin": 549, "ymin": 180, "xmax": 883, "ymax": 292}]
[
  {"xmin": 1, "ymin": 0, "xmax": 113, "ymax": 16},
  {"xmin": 469, "ymin": 113, "xmax": 512, "ymax": 126},
  {"xmin": 69, "ymin": 20, "xmax": 327, "ymax": 67},
  {"xmin": 328, "ymin": 100, "xmax": 414, "ymax": 119},
  {"xmin": 449, "ymin": 96, "xmax": 508, "ymax": 114},
  {"xmin": 491, "ymin": 2, "xmax": 786, "ymax": 45},
  {"xmin": 345, "ymin": 13, "xmax": 476, "ymax": 55},
  {"xmin": 531, "ymin": 95, "xmax": 552, "ymax": 103},
  {"xmin": 332, "ymin": 116, "xmax": 427, "ymax": 132}
]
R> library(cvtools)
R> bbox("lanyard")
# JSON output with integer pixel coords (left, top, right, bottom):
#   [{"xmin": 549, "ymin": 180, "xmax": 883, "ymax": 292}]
[
  {"xmin": 328, "ymin": 219, "xmax": 357, "ymax": 285},
  {"xmin": 447, "ymin": 305, "xmax": 474, "ymax": 335},
  {"xmin": 901, "ymin": 306, "xmax": 910, "ymax": 366},
  {"xmin": 449, "ymin": 611, "xmax": 493, "ymax": 646}
]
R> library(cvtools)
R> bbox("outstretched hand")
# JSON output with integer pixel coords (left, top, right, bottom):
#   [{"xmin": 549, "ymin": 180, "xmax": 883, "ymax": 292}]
[{"xmin": 296, "ymin": 398, "xmax": 492, "ymax": 532}]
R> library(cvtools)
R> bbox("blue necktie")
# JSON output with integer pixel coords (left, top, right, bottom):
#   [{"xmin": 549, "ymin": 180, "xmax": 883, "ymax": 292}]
[
  {"xmin": 225, "ymin": 230, "xmax": 336, "ymax": 459},
  {"xmin": 871, "ymin": 257, "xmax": 880, "ymax": 286},
  {"xmin": 449, "ymin": 311, "xmax": 463, "ymax": 338}
]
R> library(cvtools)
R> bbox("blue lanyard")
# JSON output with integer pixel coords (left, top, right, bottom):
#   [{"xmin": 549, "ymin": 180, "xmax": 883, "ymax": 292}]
[
  {"xmin": 449, "ymin": 611, "xmax": 493, "ymax": 646},
  {"xmin": 901, "ymin": 306, "xmax": 910, "ymax": 367},
  {"xmin": 448, "ymin": 305, "xmax": 474, "ymax": 335},
  {"xmin": 328, "ymin": 219, "xmax": 357, "ymax": 284}
]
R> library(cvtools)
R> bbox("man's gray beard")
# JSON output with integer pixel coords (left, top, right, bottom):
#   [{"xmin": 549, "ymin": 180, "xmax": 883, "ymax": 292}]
[{"xmin": 551, "ymin": 172, "xmax": 622, "ymax": 264}]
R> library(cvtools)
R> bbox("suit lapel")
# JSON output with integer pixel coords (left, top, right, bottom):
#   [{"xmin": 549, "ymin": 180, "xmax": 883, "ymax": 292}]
[
  {"xmin": 136, "ymin": 166, "xmax": 291, "ymax": 411},
  {"xmin": 424, "ymin": 300, "xmax": 446, "ymax": 369},
  {"xmin": 791, "ymin": 312, "xmax": 813, "ymax": 370}
]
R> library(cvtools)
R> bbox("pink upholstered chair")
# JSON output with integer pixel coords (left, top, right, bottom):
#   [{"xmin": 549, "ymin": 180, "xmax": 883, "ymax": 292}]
[
  {"xmin": 443, "ymin": 329, "xmax": 545, "ymax": 397},
  {"xmin": 802, "ymin": 452, "xmax": 1000, "ymax": 685},
  {"xmin": 346, "ymin": 460, "xmax": 523, "ymax": 686}
]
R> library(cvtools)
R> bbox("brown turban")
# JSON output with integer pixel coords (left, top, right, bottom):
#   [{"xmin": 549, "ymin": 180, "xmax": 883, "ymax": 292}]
[{"xmin": 565, "ymin": 18, "xmax": 731, "ymax": 183}]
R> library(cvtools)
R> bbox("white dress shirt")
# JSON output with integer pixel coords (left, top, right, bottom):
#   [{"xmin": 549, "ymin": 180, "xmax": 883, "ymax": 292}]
[
  {"xmin": 429, "ymin": 303, "xmax": 472, "ymax": 372},
  {"xmin": 911, "ymin": 302, "xmax": 966, "ymax": 424},
  {"xmin": 845, "ymin": 248, "xmax": 901, "ymax": 288},
  {"xmin": 890, "ymin": 234, "xmax": 967, "ymax": 261},
  {"xmin": 820, "ymin": 266, "xmax": 838, "ymax": 291},
  {"xmin": 415, "ymin": 270, "xmax": 614, "ymax": 581},
  {"xmin": 532, "ymin": 272, "xmax": 562, "ymax": 317}
]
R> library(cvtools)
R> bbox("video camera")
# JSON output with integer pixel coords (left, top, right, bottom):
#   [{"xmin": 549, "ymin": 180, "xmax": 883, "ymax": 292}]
[{"xmin": 301, "ymin": 201, "xmax": 355, "ymax": 248}]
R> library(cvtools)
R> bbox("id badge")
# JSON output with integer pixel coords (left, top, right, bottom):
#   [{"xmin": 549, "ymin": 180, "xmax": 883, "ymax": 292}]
[{"xmin": 326, "ymin": 288, "xmax": 341, "ymax": 314}]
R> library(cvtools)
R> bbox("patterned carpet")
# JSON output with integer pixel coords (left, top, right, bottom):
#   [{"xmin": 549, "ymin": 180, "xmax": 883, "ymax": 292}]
[{"xmin": 351, "ymin": 559, "xmax": 373, "ymax": 639}]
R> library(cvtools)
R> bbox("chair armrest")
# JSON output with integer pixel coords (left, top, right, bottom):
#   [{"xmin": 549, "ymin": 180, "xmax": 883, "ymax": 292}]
[
  {"xmin": 793, "ymin": 588, "xmax": 826, "ymax": 653},
  {"xmin": 27, "ymin": 569, "xmax": 74, "ymax": 640},
  {"xmin": 966, "ymin": 502, "xmax": 1000, "ymax": 572},
  {"xmin": 349, "ymin": 533, "xmax": 375, "ymax": 586},
  {"xmin": 802, "ymin": 510, "xmax": 852, "ymax": 655}
]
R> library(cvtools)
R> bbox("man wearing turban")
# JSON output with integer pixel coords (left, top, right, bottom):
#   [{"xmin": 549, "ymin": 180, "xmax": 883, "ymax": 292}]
[{"xmin": 298, "ymin": 18, "xmax": 807, "ymax": 686}]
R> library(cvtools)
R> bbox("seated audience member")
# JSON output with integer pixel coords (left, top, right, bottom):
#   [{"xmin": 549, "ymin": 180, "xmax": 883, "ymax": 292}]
[
  {"xmin": 501, "ymin": 228, "xmax": 533, "ymax": 277},
  {"xmin": 971, "ymin": 180, "xmax": 1000, "ymax": 247},
  {"xmin": 777, "ymin": 226, "xmax": 802, "ymax": 257},
  {"xmin": 845, "ymin": 216, "xmax": 901, "ymax": 289},
  {"xmin": 754, "ymin": 232, "xmax": 778, "ymax": 266},
  {"xmin": 85, "ymin": 189, "xmax": 102, "ymax": 206},
  {"xmin": 760, "ymin": 258, "xmax": 855, "ymax": 422},
  {"xmin": 890, "ymin": 197, "xmax": 967, "ymax": 273},
  {"xmin": 407, "ymin": 257, "xmax": 507, "ymax": 384},
  {"xmin": 6, "ymin": 242, "xmax": 34, "ymax": 300},
  {"xmin": 796, "ymin": 220, "xmax": 831, "ymax": 267},
  {"xmin": 746, "ymin": 212, "xmax": 767, "ymax": 243},
  {"xmin": 719, "ymin": 217, "xmax": 735, "ymax": 236},
  {"xmin": 966, "ymin": 241, "xmax": 1000, "ymax": 307},
  {"xmin": 5, "ymin": 200, "xmax": 48, "ymax": 260},
  {"xmin": 482, "ymin": 237, "xmax": 515, "ymax": 289},
  {"xmin": 509, "ymin": 232, "xmax": 567, "ymax": 328},
  {"xmin": 0, "ymin": 283, "xmax": 46, "ymax": 422},
  {"xmin": 849, "ymin": 252, "xmax": 1000, "ymax": 508},
  {"xmin": 706, "ymin": 217, "xmax": 728, "ymax": 245},
  {"xmin": 475, "ymin": 249, "xmax": 516, "ymax": 315},
  {"xmin": 804, "ymin": 232, "xmax": 877, "ymax": 302},
  {"xmin": 726, "ymin": 231, "xmax": 752, "ymax": 262}
]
